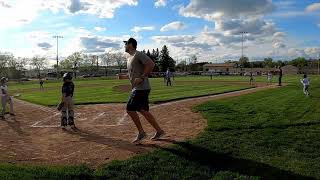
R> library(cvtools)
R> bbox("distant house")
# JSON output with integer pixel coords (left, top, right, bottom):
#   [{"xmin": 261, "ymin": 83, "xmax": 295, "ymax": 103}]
[
  {"xmin": 282, "ymin": 65, "xmax": 298, "ymax": 74},
  {"xmin": 203, "ymin": 63, "xmax": 238, "ymax": 74}
]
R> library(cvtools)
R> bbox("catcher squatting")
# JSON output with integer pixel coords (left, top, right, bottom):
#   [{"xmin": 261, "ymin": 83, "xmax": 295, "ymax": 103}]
[{"xmin": 57, "ymin": 72, "xmax": 75, "ymax": 129}]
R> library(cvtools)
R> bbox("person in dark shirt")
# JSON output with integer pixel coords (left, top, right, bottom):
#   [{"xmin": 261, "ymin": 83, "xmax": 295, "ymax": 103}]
[
  {"xmin": 249, "ymin": 72, "xmax": 255, "ymax": 85},
  {"xmin": 39, "ymin": 79, "xmax": 44, "ymax": 91},
  {"xmin": 60, "ymin": 73, "xmax": 75, "ymax": 129},
  {"xmin": 278, "ymin": 66, "xmax": 283, "ymax": 86}
]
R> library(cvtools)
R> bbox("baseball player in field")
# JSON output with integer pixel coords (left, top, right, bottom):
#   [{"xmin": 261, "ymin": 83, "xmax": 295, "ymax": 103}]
[
  {"xmin": 39, "ymin": 79, "xmax": 44, "ymax": 91},
  {"xmin": 165, "ymin": 68, "xmax": 173, "ymax": 86},
  {"xmin": 267, "ymin": 71, "xmax": 272, "ymax": 85},
  {"xmin": 300, "ymin": 74, "xmax": 310, "ymax": 96},
  {"xmin": 59, "ymin": 73, "xmax": 75, "ymax": 129},
  {"xmin": 1, "ymin": 77, "xmax": 14, "ymax": 119}
]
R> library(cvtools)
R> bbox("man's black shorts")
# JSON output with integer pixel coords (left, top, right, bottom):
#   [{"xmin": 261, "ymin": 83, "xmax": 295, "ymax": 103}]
[{"xmin": 127, "ymin": 90, "xmax": 150, "ymax": 112}]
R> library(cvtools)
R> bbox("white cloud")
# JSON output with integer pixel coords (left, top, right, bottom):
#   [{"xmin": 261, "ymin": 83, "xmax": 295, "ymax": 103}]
[
  {"xmin": 177, "ymin": 0, "xmax": 282, "ymax": 57},
  {"xmin": 272, "ymin": 32, "xmax": 286, "ymax": 49},
  {"xmin": 306, "ymin": 3, "xmax": 320, "ymax": 12},
  {"xmin": 64, "ymin": 0, "xmax": 138, "ymax": 18},
  {"xmin": 151, "ymin": 23, "xmax": 290, "ymax": 62},
  {"xmin": 151, "ymin": 34, "xmax": 216, "ymax": 54},
  {"xmin": 304, "ymin": 47, "xmax": 320, "ymax": 58},
  {"xmin": 179, "ymin": 0, "xmax": 275, "ymax": 20},
  {"xmin": 75, "ymin": 35, "xmax": 133, "ymax": 54},
  {"xmin": 272, "ymin": 42, "xmax": 286, "ymax": 49},
  {"xmin": 215, "ymin": 18, "xmax": 276, "ymax": 36},
  {"xmin": 152, "ymin": 35, "xmax": 195, "ymax": 44},
  {"xmin": 0, "ymin": 1, "xmax": 42, "ymax": 28},
  {"xmin": 273, "ymin": 32, "xmax": 286, "ymax": 39},
  {"xmin": 200, "ymin": 19, "xmax": 281, "ymax": 49},
  {"xmin": 131, "ymin": 26, "xmax": 155, "ymax": 33},
  {"xmin": 94, "ymin": 27, "xmax": 106, "ymax": 32},
  {"xmin": 0, "ymin": 0, "xmax": 139, "ymax": 29},
  {"xmin": 155, "ymin": 0, "xmax": 166, "ymax": 8},
  {"xmin": 160, "ymin": 21, "xmax": 186, "ymax": 32},
  {"xmin": 288, "ymin": 47, "xmax": 320, "ymax": 58},
  {"xmin": 38, "ymin": 0, "xmax": 139, "ymax": 18}
]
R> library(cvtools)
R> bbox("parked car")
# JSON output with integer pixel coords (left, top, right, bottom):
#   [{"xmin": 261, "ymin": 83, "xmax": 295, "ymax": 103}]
[
  {"xmin": 20, "ymin": 78, "xmax": 30, "ymax": 81},
  {"xmin": 82, "ymin": 74, "xmax": 91, "ymax": 78}
]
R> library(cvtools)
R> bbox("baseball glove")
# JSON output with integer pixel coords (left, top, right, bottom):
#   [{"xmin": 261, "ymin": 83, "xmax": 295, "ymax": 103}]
[{"xmin": 57, "ymin": 102, "xmax": 64, "ymax": 111}]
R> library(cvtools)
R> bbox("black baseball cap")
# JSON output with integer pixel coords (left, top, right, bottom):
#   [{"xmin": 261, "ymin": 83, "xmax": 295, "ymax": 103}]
[{"xmin": 123, "ymin": 38, "xmax": 137, "ymax": 48}]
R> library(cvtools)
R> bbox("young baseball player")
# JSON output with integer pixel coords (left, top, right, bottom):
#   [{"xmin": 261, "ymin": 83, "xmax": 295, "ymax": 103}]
[
  {"xmin": 267, "ymin": 72, "xmax": 272, "ymax": 85},
  {"xmin": 1, "ymin": 77, "xmax": 14, "ymax": 119},
  {"xmin": 165, "ymin": 68, "xmax": 173, "ymax": 86},
  {"xmin": 60, "ymin": 73, "xmax": 75, "ymax": 128},
  {"xmin": 300, "ymin": 74, "xmax": 310, "ymax": 96},
  {"xmin": 249, "ymin": 72, "xmax": 254, "ymax": 85},
  {"xmin": 40, "ymin": 79, "xmax": 44, "ymax": 91}
]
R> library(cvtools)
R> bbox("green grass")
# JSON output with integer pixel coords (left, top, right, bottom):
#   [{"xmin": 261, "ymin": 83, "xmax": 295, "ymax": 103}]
[
  {"xmin": 90, "ymin": 76, "xmax": 319, "ymax": 179},
  {"xmin": 2, "ymin": 75, "xmax": 319, "ymax": 179},
  {"xmin": 0, "ymin": 163, "xmax": 92, "ymax": 180},
  {"xmin": 10, "ymin": 76, "xmax": 253, "ymax": 106}
]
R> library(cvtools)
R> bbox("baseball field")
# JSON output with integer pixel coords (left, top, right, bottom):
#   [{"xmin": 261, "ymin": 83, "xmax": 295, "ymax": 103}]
[{"xmin": 1, "ymin": 75, "xmax": 319, "ymax": 179}]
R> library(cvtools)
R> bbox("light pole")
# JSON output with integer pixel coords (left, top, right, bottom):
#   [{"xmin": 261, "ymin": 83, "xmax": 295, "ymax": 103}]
[
  {"xmin": 52, "ymin": 35, "xmax": 63, "ymax": 78},
  {"xmin": 240, "ymin": 31, "xmax": 248, "ymax": 58},
  {"xmin": 318, "ymin": 54, "xmax": 320, "ymax": 75},
  {"xmin": 240, "ymin": 31, "xmax": 248, "ymax": 75}
]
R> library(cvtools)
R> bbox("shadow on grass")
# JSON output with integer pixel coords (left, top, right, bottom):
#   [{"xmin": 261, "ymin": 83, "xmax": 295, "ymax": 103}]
[{"xmin": 156, "ymin": 140, "xmax": 315, "ymax": 180}]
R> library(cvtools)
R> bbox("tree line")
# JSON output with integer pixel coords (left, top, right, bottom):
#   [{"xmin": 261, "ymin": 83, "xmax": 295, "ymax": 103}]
[
  {"xmin": 1, "ymin": 46, "xmax": 319, "ymax": 79},
  {"xmin": 226, "ymin": 56, "xmax": 319, "ymax": 71}
]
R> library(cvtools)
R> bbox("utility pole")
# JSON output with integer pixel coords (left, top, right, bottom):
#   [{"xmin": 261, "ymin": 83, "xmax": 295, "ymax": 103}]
[
  {"xmin": 52, "ymin": 35, "xmax": 63, "ymax": 78},
  {"xmin": 318, "ymin": 54, "xmax": 320, "ymax": 75},
  {"xmin": 96, "ymin": 55, "xmax": 99, "ymax": 70},
  {"xmin": 240, "ymin": 31, "xmax": 248, "ymax": 58}
]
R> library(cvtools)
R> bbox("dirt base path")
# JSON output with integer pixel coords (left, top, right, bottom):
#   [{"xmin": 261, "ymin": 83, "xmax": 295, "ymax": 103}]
[{"xmin": 0, "ymin": 84, "xmax": 281, "ymax": 168}]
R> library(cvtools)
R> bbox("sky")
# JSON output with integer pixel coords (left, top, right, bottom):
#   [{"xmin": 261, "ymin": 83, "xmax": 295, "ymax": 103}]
[{"xmin": 0, "ymin": 0, "xmax": 320, "ymax": 65}]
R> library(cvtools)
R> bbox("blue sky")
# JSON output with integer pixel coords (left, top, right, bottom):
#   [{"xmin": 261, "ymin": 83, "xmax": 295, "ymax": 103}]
[{"xmin": 0, "ymin": 0, "xmax": 320, "ymax": 64}]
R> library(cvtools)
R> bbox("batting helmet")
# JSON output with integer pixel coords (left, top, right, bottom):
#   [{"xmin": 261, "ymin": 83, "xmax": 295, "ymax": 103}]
[{"xmin": 63, "ymin": 73, "xmax": 72, "ymax": 81}]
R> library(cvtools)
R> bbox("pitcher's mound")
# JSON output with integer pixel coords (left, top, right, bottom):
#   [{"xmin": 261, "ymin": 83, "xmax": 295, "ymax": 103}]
[{"xmin": 113, "ymin": 84, "xmax": 131, "ymax": 93}]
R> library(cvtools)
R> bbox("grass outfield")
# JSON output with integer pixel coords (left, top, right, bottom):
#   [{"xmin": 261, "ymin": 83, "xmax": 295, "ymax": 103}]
[
  {"xmin": 2, "ymin": 75, "xmax": 319, "ymax": 179},
  {"xmin": 10, "ymin": 76, "xmax": 256, "ymax": 106}
]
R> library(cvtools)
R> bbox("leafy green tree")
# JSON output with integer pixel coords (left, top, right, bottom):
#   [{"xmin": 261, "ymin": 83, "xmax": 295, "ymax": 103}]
[
  {"xmin": 65, "ymin": 52, "xmax": 83, "ymax": 78},
  {"xmin": 290, "ymin": 57, "xmax": 308, "ymax": 70},
  {"xmin": 30, "ymin": 56, "xmax": 47, "ymax": 78},
  {"xmin": 263, "ymin": 57, "xmax": 275, "ymax": 68},
  {"xmin": 239, "ymin": 56, "xmax": 250, "ymax": 68}
]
